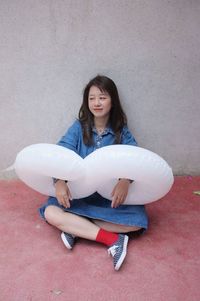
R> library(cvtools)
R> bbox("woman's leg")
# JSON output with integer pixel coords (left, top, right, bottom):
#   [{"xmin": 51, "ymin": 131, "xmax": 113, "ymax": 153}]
[
  {"xmin": 92, "ymin": 219, "xmax": 141, "ymax": 233},
  {"xmin": 44, "ymin": 205, "xmax": 99, "ymax": 240},
  {"xmin": 44, "ymin": 206, "xmax": 130, "ymax": 270}
]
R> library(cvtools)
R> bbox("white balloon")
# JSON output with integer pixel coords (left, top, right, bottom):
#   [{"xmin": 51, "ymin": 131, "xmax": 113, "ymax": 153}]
[
  {"xmin": 13, "ymin": 143, "xmax": 174, "ymax": 204},
  {"xmin": 14, "ymin": 144, "xmax": 87, "ymax": 197},
  {"xmin": 83, "ymin": 145, "xmax": 174, "ymax": 204}
]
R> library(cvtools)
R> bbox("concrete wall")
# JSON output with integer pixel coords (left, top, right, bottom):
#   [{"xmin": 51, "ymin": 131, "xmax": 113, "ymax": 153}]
[{"xmin": 1, "ymin": 0, "xmax": 200, "ymax": 178}]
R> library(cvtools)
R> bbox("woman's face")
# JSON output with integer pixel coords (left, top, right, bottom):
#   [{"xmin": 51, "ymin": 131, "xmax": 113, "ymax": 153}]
[{"xmin": 88, "ymin": 85, "xmax": 112, "ymax": 120}]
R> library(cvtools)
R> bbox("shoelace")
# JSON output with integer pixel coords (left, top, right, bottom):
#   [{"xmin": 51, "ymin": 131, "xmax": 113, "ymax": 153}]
[{"xmin": 108, "ymin": 245, "xmax": 118, "ymax": 256}]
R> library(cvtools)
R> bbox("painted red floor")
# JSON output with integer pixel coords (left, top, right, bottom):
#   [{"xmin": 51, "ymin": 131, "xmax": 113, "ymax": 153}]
[{"xmin": 0, "ymin": 177, "xmax": 200, "ymax": 301}]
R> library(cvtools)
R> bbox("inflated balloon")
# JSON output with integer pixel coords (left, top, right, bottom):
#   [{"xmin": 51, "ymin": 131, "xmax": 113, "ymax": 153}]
[
  {"xmin": 14, "ymin": 144, "xmax": 88, "ymax": 197},
  {"xmin": 13, "ymin": 143, "xmax": 174, "ymax": 204},
  {"xmin": 83, "ymin": 145, "xmax": 174, "ymax": 204}
]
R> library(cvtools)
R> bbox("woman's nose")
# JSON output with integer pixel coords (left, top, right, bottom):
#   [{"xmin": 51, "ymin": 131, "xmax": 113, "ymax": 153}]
[{"xmin": 94, "ymin": 98, "xmax": 101, "ymax": 106}]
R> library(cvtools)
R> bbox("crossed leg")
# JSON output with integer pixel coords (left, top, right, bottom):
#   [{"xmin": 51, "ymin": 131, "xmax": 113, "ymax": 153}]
[
  {"xmin": 44, "ymin": 205, "xmax": 141, "ymax": 270},
  {"xmin": 44, "ymin": 205, "xmax": 141, "ymax": 239},
  {"xmin": 44, "ymin": 205, "xmax": 99, "ymax": 240}
]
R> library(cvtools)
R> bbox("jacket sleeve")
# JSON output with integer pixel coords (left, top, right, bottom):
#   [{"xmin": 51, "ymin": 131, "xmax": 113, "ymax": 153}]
[
  {"xmin": 121, "ymin": 126, "xmax": 138, "ymax": 146},
  {"xmin": 57, "ymin": 120, "xmax": 80, "ymax": 153}
]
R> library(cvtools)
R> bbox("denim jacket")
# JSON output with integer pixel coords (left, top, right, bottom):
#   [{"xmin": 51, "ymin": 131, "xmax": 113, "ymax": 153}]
[{"xmin": 57, "ymin": 120, "xmax": 137, "ymax": 158}]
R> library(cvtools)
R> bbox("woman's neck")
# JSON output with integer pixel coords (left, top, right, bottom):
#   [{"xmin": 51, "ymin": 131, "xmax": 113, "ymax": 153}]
[
  {"xmin": 94, "ymin": 117, "xmax": 109, "ymax": 129},
  {"xmin": 94, "ymin": 116, "xmax": 109, "ymax": 134}
]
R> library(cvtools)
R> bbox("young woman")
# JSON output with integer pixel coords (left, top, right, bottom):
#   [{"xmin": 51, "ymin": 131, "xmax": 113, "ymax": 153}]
[{"xmin": 39, "ymin": 75, "xmax": 148, "ymax": 271}]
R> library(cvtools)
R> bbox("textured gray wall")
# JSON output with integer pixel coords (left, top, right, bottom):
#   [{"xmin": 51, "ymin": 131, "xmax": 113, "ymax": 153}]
[{"xmin": 0, "ymin": 0, "xmax": 200, "ymax": 178}]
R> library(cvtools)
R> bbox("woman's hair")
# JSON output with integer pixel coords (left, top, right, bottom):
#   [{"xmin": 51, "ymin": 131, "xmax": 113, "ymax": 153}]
[{"xmin": 78, "ymin": 75, "xmax": 127, "ymax": 145}]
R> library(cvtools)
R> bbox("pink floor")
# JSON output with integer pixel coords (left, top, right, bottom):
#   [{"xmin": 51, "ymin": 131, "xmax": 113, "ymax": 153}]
[{"xmin": 0, "ymin": 177, "xmax": 200, "ymax": 301}]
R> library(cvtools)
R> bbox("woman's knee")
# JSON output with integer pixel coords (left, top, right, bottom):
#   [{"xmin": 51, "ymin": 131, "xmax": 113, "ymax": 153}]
[{"xmin": 44, "ymin": 206, "xmax": 63, "ymax": 226}]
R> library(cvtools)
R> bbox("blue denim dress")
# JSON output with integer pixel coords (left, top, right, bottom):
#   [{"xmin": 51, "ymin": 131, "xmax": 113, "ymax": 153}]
[{"xmin": 39, "ymin": 120, "xmax": 148, "ymax": 229}]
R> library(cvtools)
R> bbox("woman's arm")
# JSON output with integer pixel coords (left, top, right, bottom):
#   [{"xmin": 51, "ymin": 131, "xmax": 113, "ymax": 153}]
[
  {"xmin": 54, "ymin": 180, "xmax": 72, "ymax": 208},
  {"xmin": 57, "ymin": 120, "xmax": 81, "ymax": 152},
  {"xmin": 111, "ymin": 179, "xmax": 132, "ymax": 208},
  {"xmin": 120, "ymin": 126, "xmax": 138, "ymax": 146}
]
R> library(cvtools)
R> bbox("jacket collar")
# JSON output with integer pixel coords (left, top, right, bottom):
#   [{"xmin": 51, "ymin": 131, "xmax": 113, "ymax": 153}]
[{"xmin": 92, "ymin": 125, "xmax": 115, "ymax": 136}]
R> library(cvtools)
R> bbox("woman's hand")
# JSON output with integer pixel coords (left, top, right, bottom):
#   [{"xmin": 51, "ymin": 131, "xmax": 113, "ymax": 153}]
[
  {"xmin": 111, "ymin": 179, "xmax": 131, "ymax": 208},
  {"xmin": 55, "ymin": 180, "xmax": 72, "ymax": 208}
]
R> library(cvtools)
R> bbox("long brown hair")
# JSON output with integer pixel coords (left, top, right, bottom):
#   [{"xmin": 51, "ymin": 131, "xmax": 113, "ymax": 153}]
[{"xmin": 78, "ymin": 75, "xmax": 127, "ymax": 145}]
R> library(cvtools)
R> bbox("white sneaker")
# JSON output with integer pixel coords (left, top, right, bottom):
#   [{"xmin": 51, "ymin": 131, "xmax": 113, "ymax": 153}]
[
  {"xmin": 61, "ymin": 232, "xmax": 76, "ymax": 250},
  {"xmin": 108, "ymin": 234, "xmax": 129, "ymax": 270}
]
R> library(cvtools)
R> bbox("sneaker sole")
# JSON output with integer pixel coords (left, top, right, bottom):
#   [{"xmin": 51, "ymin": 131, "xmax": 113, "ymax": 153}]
[
  {"xmin": 61, "ymin": 232, "xmax": 73, "ymax": 250},
  {"xmin": 115, "ymin": 235, "xmax": 129, "ymax": 271}
]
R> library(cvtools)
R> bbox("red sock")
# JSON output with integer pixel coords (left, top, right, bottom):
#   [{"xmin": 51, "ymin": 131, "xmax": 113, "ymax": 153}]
[{"xmin": 96, "ymin": 228, "xmax": 119, "ymax": 246}]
